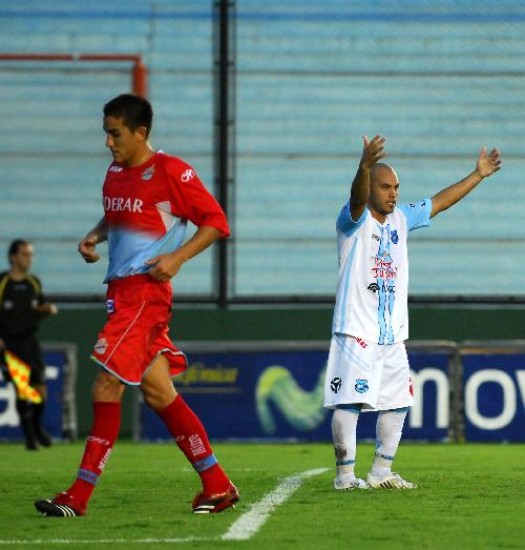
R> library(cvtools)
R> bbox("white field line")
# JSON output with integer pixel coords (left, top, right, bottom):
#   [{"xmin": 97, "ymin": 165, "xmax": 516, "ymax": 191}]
[
  {"xmin": 0, "ymin": 467, "xmax": 329, "ymax": 546},
  {"xmin": 222, "ymin": 467, "xmax": 329, "ymax": 541}
]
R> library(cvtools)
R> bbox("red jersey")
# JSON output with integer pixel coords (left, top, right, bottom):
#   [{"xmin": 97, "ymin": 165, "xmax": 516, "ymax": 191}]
[{"xmin": 102, "ymin": 152, "xmax": 229, "ymax": 282}]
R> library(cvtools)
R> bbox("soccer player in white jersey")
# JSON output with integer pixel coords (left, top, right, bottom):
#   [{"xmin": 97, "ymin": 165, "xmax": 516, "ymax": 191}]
[{"xmin": 324, "ymin": 135, "xmax": 501, "ymax": 489}]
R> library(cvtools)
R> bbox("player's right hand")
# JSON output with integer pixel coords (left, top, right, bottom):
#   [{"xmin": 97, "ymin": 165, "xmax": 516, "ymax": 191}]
[
  {"xmin": 78, "ymin": 237, "xmax": 100, "ymax": 263},
  {"xmin": 360, "ymin": 134, "xmax": 386, "ymax": 169}
]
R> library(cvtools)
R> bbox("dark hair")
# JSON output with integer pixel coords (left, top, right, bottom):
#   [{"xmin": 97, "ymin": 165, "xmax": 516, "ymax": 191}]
[
  {"xmin": 8, "ymin": 239, "xmax": 30, "ymax": 264},
  {"xmin": 103, "ymin": 94, "xmax": 153, "ymax": 136}
]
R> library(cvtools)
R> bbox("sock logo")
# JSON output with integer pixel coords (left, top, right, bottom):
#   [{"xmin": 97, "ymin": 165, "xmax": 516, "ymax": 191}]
[
  {"xmin": 98, "ymin": 448, "xmax": 112, "ymax": 472},
  {"xmin": 188, "ymin": 434, "xmax": 207, "ymax": 457},
  {"xmin": 87, "ymin": 435, "xmax": 110, "ymax": 446}
]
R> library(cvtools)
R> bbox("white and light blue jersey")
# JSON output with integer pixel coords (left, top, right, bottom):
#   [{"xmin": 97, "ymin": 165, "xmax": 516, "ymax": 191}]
[{"xmin": 332, "ymin": 199, "xmax": 432, "ymax": 344}]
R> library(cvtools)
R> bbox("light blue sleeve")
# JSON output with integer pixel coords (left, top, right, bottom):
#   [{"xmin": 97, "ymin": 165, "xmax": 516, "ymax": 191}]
[
  {"xmin": 336, "ymin": 201, "xmax": 368, "ymax": 236},
  {"xmin": 398, "ymin": 198, "xmax": 432, "ymax": 232}
]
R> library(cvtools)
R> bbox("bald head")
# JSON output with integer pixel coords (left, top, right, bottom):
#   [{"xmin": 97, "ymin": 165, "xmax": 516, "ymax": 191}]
[
  {"xmin": 370, "ymin": 163, "xmax": 398, "ymax": 184},
  {"xmin": 368, "ymin": 163, "xmax": 400, "ymax": 222}
]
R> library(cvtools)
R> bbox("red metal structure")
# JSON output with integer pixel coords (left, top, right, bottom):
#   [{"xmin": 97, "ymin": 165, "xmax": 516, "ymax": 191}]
[{"xmin": 0, "ymin": 53, "xmax": 148, "ymax": 96}]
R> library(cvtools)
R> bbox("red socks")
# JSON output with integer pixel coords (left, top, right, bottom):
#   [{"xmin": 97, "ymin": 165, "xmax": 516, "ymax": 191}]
[
  {"xmin": 66, "ymin": 401, "xmax": 121, "ymax": 506},
  {"xmin": 65, "ymin": 396, "xmax": 227, "ymax": 507},
  {"xmin": 157, "ymin": 395, "xmax": 229, "ymax": 495}
]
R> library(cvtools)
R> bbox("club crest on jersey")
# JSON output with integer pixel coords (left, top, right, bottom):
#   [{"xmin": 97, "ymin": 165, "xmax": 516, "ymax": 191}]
[
  {"xmin": 141, "ymin": 165, "xmax": 155, "ymax": 181},
  {"xmin": 94, "ymin": 338, "xmax": 108, "ymax": 355},
  {"xmin": 355, "ymin": 379, "xmax": 369, "ymax": 394},
  {"xmin": 181, "ymin": 168, "xmax": 195, "ymax": 183},
  {"xmin": 106, "ymin": 299, "xmax": 115, "ymax": 314},
  {"xmin": 390, "ymin": 229, "xmax": 399, "ymax": 244}
]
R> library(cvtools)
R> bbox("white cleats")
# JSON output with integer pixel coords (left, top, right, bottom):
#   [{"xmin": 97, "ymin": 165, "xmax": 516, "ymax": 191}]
[
  {"xmin": 334, "ymin": 475, "xmax": 370, "ymax": 490},
  {"xmin": 366, "ymin": 472, "xmax": 418, "ymax": 489}
]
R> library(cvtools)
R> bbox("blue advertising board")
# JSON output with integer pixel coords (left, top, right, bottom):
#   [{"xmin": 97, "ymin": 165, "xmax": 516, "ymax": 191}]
[
  {"xmin": 0, "ymin": 344, "xmax": 76, "ymax": 442},
  {"xmin": 461, "ymin": 347, "xmax": 525, "ymax": 442},
  {"xmin": 139, "ymin": 341, "xmax": 455, "ymax": 442}
]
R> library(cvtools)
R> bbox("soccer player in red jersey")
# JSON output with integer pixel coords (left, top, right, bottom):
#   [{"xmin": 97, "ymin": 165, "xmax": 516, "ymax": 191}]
[{"xmin": 35, "ymin": 94, "xmax": 239, "ymax": 517}]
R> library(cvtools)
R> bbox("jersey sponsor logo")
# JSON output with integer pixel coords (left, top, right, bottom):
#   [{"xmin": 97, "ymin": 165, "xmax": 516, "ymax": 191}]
[
  {"xmin": 372, "ymin": 258, "xmax": 397, "ymax": 280},
  {"xmin": 181, "ymin": 168, "xmax": 195, "ymax": 183},
  {"xmin": 141, "ymin": 165, "xmax": 155, "ymax": 181},
  {"xmin": 2, "ymin": 299, "xmax": 13, "ymax": 310},
  {"xmin": 103, "ymin": 196, "xmax": 144, "ymax": 213},
  {"xmin": 367, "ymin": 282, "xmax": 395, "ymax": 294},
  {"xmin": 390, "ymin": 229, "xmax": 399, "ymax": 244},
  {"xmin": 330, "ymin": 377, "xmax": 342, "ymax": 393},
  {"xmin": 355, "ymin": 378, "xmax": 369, "ymax": 394},
  {"xmin": 94, "ymin": 338, "xmax": 108, "ymax": 355},
  {"xmin": 109, "ymin": 165, "xmax": 123, "ymax": 173}
]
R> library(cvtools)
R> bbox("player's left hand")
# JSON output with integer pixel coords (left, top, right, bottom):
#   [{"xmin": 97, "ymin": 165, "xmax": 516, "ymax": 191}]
[
  {"xmin": 476, "ymin": 146, "xmax": 502, "ymax": 179},
  {"xmin": 145, "ymin": 252, "xmax": 185, "ymax": 282}
]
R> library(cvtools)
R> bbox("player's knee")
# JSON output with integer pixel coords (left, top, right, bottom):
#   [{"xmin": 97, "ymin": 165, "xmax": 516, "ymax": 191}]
[
  {"xmin": 142, "ymin": 387, "xmax": 177, "ymax": 412},
  {"xmin": 92, "ymin": 371, "xmax": 125, "ymax": 401}
]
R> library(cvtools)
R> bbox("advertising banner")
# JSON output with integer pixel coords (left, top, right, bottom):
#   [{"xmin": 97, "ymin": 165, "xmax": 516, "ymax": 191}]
[
  {"xmin": 461, "ymin": 344, "xmax": 525, "ymax": 442},
  {"xmin": 139, "ymin": 341, "xmax": 456, "ymax": 442},
  {"xmin": 0, "ymin": 343, "xmax": 77, "ymax": 442}
]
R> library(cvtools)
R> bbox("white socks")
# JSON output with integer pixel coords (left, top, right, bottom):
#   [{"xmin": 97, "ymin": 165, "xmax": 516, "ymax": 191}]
[
  {"xmin": 371, "ymin": 408, "xmax": 408, "ymax": 478},
  {"xmin": 332, "ymin": 407, "xmax": 360, "ymax": 478}
]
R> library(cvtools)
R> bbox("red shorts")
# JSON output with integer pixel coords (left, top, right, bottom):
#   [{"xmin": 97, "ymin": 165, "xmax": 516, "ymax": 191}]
[{"xmin": 90, "ymin": 274, "xmax": 187, "ymax": 385}]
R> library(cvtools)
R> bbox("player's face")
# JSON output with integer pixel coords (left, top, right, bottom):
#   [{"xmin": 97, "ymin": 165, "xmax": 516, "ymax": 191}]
[
  {"xmin": 368, "ymin": 166, "xmax": 399, "ymax": 223},
  {"xmin": 10, "ymin": 244, "xmax": 34, "ymax": 273},
  {"xmin": 103, "ymin": 116, "xmax": 148, "ymax": 167}
]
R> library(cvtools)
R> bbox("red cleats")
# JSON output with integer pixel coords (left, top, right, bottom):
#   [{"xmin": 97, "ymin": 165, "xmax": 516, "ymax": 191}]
[
  {"xmin": 192, "ymin": 482, "xmax": 239, "ymax": 514},
  {"xmin": 34, "ymin": 491, "xmax": 86, "ymax": 517}
]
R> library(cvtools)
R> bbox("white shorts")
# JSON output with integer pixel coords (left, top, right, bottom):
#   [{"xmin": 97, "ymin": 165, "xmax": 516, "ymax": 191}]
[{"xmin": 323, "ymin": 334, "xmax": 414, "ymax": 411}]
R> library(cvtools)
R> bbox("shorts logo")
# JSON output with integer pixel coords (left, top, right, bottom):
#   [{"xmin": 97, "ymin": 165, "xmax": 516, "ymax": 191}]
[
  {"xmin": 94, "ymin": 338, "xmax": 108, "ymax": 355},
  {"xmin": 181, "ymin": 168, "xmax": 195, "ymax": 182},
  {"xmin": 355, "ymin": 378, "xmax": 369, "ymax": 394},
  {"xmin": 330, "ymin": 377, "xmax": 342, "ymax": 393}
]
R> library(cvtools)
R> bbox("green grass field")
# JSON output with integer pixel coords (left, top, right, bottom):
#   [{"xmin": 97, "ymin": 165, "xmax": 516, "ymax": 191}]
[{"xmin": 0, "ymin": 441, "xmax": 524, "ymax": 549}]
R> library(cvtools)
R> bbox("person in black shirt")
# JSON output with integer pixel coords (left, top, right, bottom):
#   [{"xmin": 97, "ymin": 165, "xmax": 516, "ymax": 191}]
[{"xmin": 0, "ymin": 240, "xmax": 58, "ymax": 450}]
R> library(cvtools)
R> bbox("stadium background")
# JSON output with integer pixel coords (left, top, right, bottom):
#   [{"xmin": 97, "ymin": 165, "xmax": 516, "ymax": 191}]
[{"xmin": 1, "ymin": 0, "xmax": 524, "ymax": 437}]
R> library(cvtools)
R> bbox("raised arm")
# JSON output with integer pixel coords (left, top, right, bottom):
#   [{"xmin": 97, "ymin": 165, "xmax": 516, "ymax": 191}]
[
  {"xmin": 430, "ymin": 147, "xmax": 502, "ymax": 218},
  {"xmin": 350, "ymin": 135, "xmax": 386, "ymax": 221}
]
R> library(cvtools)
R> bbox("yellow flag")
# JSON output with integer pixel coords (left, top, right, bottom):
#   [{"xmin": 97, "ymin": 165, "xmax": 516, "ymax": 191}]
[{"xmin": 4, "ymin": 350, "xmax": 42, "ymax": 404}]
